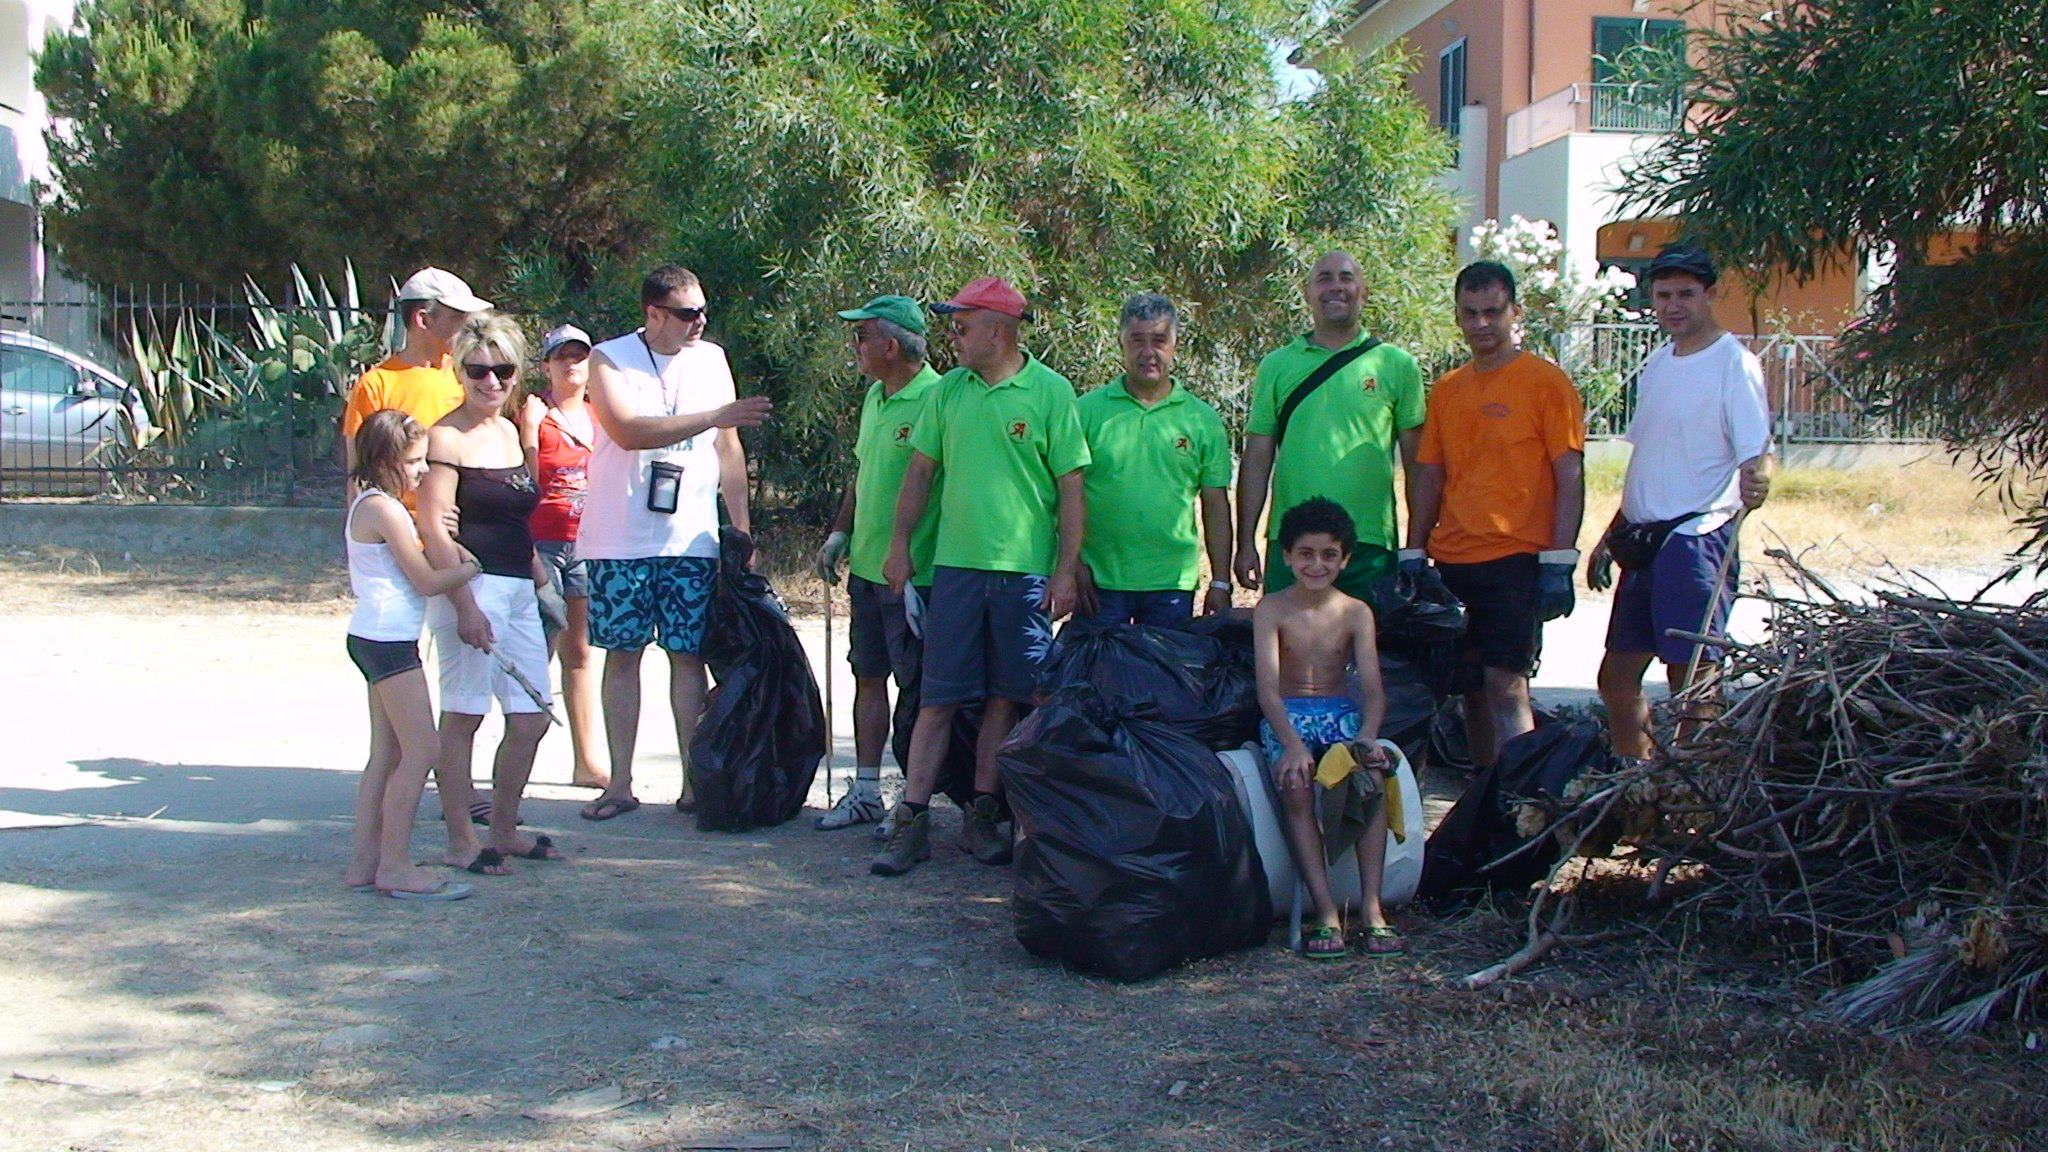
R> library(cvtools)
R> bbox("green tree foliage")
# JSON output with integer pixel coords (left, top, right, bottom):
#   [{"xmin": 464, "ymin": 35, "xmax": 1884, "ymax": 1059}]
[
  {"xmin": 630, "ymin": 1, "xmax": 1456, "ymax": 509},
  {"xmin": 1621, "ymin": 0, "xmax": 2048, "ymax": 542},
  {"xmin": 37, "ymin": 0, "xmax": 657, "ymax": 294}
]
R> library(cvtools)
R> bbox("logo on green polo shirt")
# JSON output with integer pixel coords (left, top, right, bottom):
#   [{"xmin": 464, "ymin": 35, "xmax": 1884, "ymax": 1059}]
[
  {"xmin": 894, "ymin": 423, "xmax": 913, "ymax": 443},
  {"xmin": 1361, "ymin": 376, "xmax": 1378, "ymax": 393},
  {"xmin": 1173, "ymin": 434, "xmax": 1191, "ymax": 454},
  {"xmin": 1007, "ymin": 419, "xmax": 1030, "ymax": 443}
]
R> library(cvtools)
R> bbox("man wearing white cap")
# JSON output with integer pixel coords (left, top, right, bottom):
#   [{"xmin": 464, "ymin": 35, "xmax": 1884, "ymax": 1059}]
[{"xmin": 341, "ymin": 267, "xmax": 494, "ymax": 486}]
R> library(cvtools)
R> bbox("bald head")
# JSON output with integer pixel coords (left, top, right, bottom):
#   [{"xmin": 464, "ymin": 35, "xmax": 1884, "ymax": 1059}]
[{"xmin": 1304, "ymin": 251, "xmax": 1367, "ymax": 334}]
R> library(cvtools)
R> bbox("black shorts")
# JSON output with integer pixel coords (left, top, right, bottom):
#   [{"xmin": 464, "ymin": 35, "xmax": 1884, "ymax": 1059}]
[
  {"xmin": 1437, "ymin": 552, "xmax": 1542, "ymax": 688},
  {"xmin": 847, "ymin": 574, "xmax": 924, "ymax": 685},
  {"xmin": 347, "ymin": 634, "xmax": 423, "ymax": 685}
]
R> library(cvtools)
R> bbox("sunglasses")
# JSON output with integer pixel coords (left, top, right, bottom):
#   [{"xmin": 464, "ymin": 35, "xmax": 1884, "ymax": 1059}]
[
  {"xmin": 462, "ymin": 363, "xmax": 518, "ymax": 382},
  {"xmin": 653, "ymin": 304, "xmax": 708, "ymax": 323}
]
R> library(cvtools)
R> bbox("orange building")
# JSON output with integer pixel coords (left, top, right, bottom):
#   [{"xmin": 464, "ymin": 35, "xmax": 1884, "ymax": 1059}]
[{"xmin": 1333, "ymin": 0, "xmax": 1864, "ymax": 334}]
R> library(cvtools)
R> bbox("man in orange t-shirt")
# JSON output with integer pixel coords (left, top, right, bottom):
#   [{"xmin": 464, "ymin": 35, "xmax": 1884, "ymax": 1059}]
[
  {"xmin": 340, "ymin": 267, "xmax": 494, "ymax": 490},
  {"xmin": 1403, "ymin": 261, "xmax": 1586, "ymax": 769}
]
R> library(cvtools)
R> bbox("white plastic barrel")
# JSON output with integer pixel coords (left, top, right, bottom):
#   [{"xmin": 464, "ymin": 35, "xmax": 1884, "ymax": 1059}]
[{"xmin": 1219, "ymin": 738, "xmax": 1425, "ymax": 913}]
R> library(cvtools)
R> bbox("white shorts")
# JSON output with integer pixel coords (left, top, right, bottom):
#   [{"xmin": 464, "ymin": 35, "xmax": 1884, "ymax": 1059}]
[{"xmin": 426, "ymin": 574, "xmax": 554, "ymax": 716}]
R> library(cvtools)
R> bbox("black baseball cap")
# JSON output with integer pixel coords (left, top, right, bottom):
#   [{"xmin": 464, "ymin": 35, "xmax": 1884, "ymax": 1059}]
[{"xmin": 1646, "ymin": 243, "xmax": 1718, "ymax": 287}]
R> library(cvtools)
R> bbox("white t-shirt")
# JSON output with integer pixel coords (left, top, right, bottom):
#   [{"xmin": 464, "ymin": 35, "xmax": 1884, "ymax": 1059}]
[
  {"xmin": 1620, "ymin": 332, "xmax": 1771, "ymax": 535},
  {"xmin": 578, "ymin": 332, "xmax": 735, "ymax": 561}
]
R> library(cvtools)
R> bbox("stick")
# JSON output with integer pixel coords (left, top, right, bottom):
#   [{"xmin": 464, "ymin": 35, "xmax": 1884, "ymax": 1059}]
[
  {"xmin": 823, "ymin": 579, "xmax": 835, "ymax": 807},
  {"xmin": 1678, "ymin": 507, "xmax": 1748, "ymax": 693}
]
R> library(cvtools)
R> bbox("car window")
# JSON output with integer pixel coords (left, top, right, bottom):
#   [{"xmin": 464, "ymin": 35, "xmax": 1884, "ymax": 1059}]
[{"xmin": 0, "ymin": 347, "xmax": 82, "ymax": 395}]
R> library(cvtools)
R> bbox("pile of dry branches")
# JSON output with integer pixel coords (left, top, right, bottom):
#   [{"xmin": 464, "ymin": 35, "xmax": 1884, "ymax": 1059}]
[{"xmin": 1506, "ymin": 563, "xmax": 2048, "ymax": 1034}]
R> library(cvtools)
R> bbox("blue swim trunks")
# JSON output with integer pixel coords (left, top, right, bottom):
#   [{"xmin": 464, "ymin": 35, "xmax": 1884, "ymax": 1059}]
[{"xmin": 1259, "ymin": 696, "xmax": 1362, "ymax": 769}]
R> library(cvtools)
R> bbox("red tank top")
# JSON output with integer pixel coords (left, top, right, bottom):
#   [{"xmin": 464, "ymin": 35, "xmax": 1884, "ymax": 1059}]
[{"xmin": 530, "ymin": 402, "xmax": 592, "ymax": 543}]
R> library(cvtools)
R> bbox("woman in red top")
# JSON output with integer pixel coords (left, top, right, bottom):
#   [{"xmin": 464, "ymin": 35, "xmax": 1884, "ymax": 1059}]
[{"xmin": 521, "ymin": 324, "xmax": 607, "ymax": 790}]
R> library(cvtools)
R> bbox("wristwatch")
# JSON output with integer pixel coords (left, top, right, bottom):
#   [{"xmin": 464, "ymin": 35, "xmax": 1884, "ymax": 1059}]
[{"xmin": 1209, "ymin": 579, "xmax": 1232, "ymax": 592}]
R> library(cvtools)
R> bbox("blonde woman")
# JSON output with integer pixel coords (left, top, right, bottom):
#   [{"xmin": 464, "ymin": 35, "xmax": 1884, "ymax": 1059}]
[{"xmin": 419, "ymin": 313, "xmax": 562, "ymax": 874}]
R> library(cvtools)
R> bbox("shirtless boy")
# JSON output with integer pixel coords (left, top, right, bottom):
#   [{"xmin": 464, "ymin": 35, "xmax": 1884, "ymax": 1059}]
[{"xmin": 1252, "ymin": 497, "xmax": 1401, "ymax": 959}]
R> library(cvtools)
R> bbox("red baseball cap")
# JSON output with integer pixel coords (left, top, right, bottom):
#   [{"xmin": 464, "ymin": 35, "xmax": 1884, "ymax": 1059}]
[{"xmin": 930, "ymin": 277, "xmax": 1034, "ymax": 322}]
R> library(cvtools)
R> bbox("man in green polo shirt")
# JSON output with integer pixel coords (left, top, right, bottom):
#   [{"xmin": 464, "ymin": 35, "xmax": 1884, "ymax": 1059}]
[
  {"xmin": 1077, "ymin": 292, "xmax": 1234, "ymax": 625},
  {"xmin": 1233, "ymin": 250, "xmax": 1425, "ymax": 603},
  {"xmin": 812, "ymin": 294, "xmax": 943, "ymax": 831},
  {"xmin": 873, "ymin": 276, "xmax": 1090, "ymax": 877}
]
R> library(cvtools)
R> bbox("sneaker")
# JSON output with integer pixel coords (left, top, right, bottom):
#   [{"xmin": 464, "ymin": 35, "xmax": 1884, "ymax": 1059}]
[
  {"xmin": 872, "ymin": 802, "xmax": 901, "ymax": 842},
  {"xmin": 869, "ymin": 804, "xmax": 931, "ymax": 876},
  {"xmin": 961, "ymin": 795, "xmax": 1013, "ymax": 866},
  {"xmin": 815, "ymin": 784, "xmax": 885, "ymax": 831}
]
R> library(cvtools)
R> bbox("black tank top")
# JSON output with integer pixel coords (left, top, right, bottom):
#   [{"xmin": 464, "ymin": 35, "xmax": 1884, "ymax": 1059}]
[{"xmin": 454, "ymin": 465, "xmax": 541, "ymax": 578}]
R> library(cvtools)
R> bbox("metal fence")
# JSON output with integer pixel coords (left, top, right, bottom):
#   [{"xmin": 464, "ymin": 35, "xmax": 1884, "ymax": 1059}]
[{"xmin": 1557, "ymin": 323, "xmax": 1938, "ymax": 444}]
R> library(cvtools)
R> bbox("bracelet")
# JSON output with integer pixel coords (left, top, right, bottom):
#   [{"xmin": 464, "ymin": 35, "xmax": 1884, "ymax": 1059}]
[{"xmin": 1209, "ymin": 579, "xmax": 1232, "ymax": 592}]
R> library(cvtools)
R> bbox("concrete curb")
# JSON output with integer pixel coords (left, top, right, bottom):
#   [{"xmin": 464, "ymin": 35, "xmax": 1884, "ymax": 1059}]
[{"xmin": 0, "ymin": 504, "xmax": 343, "ymax": 559}]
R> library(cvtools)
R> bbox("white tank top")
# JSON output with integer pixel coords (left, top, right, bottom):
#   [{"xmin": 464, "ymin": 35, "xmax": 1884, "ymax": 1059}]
[{"xmin": 346, "ymin": 490, "xmax": 428, "ymax": 641}]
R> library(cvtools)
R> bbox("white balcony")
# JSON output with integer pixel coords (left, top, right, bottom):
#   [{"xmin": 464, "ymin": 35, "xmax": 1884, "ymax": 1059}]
[{"xmin": 1503, "ymin": 83, "xmax": 1684, "ymax": 159}]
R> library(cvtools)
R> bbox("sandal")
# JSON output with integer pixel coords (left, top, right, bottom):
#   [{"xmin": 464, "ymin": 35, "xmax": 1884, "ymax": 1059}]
[
  {"xmin": 1359, "ymin": 925, "xmax": 1406, "ymax": 956},
  {"xmin": 454, "ymin": 848, "xmax": 510, "ymax": 876},
  {"xmin": 580, "ymin": 795, "xmax": 641, "ymax": 821},
  {"xmin": 1301, "ymin": 925, "xmax": 1349, "ymax": 960},
  {"xmin": 507, "ymin": 834, "xmax": 563, "ymax": 861}
]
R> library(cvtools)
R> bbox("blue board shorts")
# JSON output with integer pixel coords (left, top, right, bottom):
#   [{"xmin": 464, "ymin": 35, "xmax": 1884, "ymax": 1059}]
[
  {"xmin": 1606, "ymin": 520, "xmax": 1738, "ymax": 665},
  {"xmin": 1258, "ymin": 696, "xmax": 1362, "ymax": 781},
  {"xmin": 585, "ymin": 555, "xmax": 716, "ymax": 655}
]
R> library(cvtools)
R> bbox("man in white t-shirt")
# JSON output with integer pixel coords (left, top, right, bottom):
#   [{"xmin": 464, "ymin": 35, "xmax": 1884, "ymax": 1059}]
[
  {"xmin": 1587, "ymin": 244, "xmax": 1772, "ymax": 759},
  {"xmin": 576, "ymin": 265, "xmax": 773, "ymax": 821}
]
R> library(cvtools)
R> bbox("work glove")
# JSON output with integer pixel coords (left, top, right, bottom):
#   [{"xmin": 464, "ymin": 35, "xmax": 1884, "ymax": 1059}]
[
  {"xmin": 1395, "ymin": 548, "xmax": 1451, "ymax": 603},
  {"xmin": 814, "ymin": 530, "xmax": 850, "ymax": 584},
  {"xmin": 1537, "ymin": 549, "xmax": 1579, "ymax": 621},
  {"xmin": 904, "ymin": 582, "xmax": 925, "ymax": 639}
]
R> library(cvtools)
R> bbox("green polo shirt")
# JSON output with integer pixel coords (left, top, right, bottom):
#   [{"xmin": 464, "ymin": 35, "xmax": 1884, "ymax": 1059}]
[
  {"xmin": 1077, "ymin": 378, "xmax": 1232, "ymax": 592},
  {"xmin": 909, "ymin": 354, "xmax": 1091, "ymax": 577},
  {"xmin": 1247, "ymin": 333, "xmax": 1424, "ymax": 553},
  {"xmin": 849, "ymin": 365, "xmax": 942, "ymax": 586}
]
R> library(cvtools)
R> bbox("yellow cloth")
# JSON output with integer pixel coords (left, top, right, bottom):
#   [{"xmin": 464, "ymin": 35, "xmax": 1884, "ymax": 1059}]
[{"xmin": 1314, "ymin": 742, "xmax": 1406, "ymax": 843}]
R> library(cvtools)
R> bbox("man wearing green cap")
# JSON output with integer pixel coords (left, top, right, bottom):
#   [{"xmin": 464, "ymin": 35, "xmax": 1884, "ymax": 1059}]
[{"xmin": 813, "ymin": 295, "xmax": 943, "ymax": 831}]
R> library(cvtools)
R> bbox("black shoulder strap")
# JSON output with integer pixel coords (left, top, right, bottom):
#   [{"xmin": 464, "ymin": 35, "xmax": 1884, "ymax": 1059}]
[{"xmin": 1274, "ymin": 337, "xmax": 1380, "ymax": 450}]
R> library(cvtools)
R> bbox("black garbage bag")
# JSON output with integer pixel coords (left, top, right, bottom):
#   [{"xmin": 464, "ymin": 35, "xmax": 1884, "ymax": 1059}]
[
  {"xmin": 1379, "ymin": 651, "xmax": 1439, "ymax": 767},
  {"xmin": 1000, "ymin": 695, "xmax": 1272, "ymax": 981},
  {"xmin": 1371, "ymin": 572, "xmax": 1467, "ymax": 699},
  {"xmin": 1039, "ymin": 618, "xmax": 1260, "ymax": 750},
  {"xmin": 691, "ymin": 528, "xmax": 826, "ymax": 831},
  {"xmin": 889, "ymin": 697, "xmax": 985, "ymax": 809},
  {"xmin": 1416, "ymin": 720, "xmax": 1609, "ymax": 908}
]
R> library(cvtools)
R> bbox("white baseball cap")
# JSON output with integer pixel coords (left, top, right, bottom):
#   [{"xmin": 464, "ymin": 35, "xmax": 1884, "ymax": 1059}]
[
  {"xmin": 394, "ymin": 267, "xmax": 493, "ymax": 313},
  {"xmin": 540, "ymin": 324, "xmax": 593, "ymax": 357}
]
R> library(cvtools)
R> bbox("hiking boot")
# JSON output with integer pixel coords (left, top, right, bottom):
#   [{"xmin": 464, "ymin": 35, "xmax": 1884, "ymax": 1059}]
[
  {"xmin": 816, "ymin": 783, "xmax": 885, "ymax": 831},
  {"xmin": 869, "ymin": 804, "xmax": 931, "ymax": 876},
  {"xmin": 961, "ymin": 794, "xmax": 1013, "ymax": 866}
]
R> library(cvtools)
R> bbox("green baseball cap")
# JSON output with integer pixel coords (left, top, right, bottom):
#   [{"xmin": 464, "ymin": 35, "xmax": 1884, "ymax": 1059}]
[{"xmin": 835, "ymin": 294, "xmax": 927, "ymax": 334}]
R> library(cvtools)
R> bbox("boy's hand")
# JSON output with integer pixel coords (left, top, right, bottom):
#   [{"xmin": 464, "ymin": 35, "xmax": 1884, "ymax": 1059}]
[
  {"xmin": 1350, "ymin": 739, "xmax": 1390, "ymax": 773},
  {"xmin": 1275, "ymin": 746, "xmax": 1316, "ymax": 791}
]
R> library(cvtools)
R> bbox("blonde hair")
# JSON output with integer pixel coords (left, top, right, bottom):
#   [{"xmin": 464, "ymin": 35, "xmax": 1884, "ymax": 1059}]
[
  {"xmin": 450, "ymin": 312, "xmax": 528, "ymax": 415},
  {"xmin": 351, "ymin": 409, "xmax": 426, "ymax": 497}
]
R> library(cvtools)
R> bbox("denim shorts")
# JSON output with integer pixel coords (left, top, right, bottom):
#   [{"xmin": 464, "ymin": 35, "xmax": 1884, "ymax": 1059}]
[
  {"xmin": 848, "ymin": 575, "xmax": 924, "ymax": 684},
  {"xmin": 346, "ymin": 634, "xmax": 423, "ymax": 685},
  {"xmin": 535, "ymin": 539, "xmax": 588, "ymax": 599},
  {"xmin": 1606, "ymin": 520, "xmax": 1738, "ymax": 665}
]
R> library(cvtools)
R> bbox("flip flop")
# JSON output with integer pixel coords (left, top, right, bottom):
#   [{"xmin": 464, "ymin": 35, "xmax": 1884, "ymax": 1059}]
[
  {"xmin": 1359, "ymin": 925, "xmax": 1406, "ymax": 956},
  {"xmin": 1301, "ymin": 925, "xmax": 1349, "ymax": 960},
  {"xmin": 383, "ymin": 881, "xmax": 474, "ymax": 901},
  {"xmin": 507, "ymin": 834, "xmax": 563, "ymax": 861},
  {"xmin": 581, "ymin": 795, "xmax": 641, "ymax": 822}
]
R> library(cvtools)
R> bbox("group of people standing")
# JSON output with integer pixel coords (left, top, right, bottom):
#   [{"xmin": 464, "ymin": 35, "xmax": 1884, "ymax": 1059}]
[{"xmin": 336, "ymin": 243, "xmax": 1771, "ymax": 950}]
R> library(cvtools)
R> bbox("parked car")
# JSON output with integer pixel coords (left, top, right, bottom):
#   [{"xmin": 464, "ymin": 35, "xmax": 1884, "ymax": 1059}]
[{"xmin": 0, "ymin": 330, "xmax": 154, "ymax": 491}]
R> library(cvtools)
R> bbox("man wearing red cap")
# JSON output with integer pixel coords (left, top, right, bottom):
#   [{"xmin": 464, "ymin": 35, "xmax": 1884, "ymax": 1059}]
[{"xmin": 873, "ymin": 277, "xmax": 1091, "ymax": 877}]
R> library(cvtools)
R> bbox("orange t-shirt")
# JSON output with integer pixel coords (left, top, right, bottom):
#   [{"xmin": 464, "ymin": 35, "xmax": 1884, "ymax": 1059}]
[
  {"xmin": 1415, "ymin": 351, "xmax": 1586, "ymax": 564},
  {"xmin": 340, "ymin": 356, "xmax": 463, "ymax": 439}
]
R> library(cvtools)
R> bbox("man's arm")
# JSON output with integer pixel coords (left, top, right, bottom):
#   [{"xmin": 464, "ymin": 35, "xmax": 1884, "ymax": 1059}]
[
  {"xmin": 1404, "ymin": 463, "xmax": 1445, "ymax": 552},
  {"xmin": 1198, "ymin": 486, "xmax": 1233, "ymax": 614},
  {"xmin": 1549, "ymin": 451, "xmax": 1586, "ymax": 550},
  {"xmin": 883, "ymin": 451, "xmax": 937, "ymax": 593},
  {"xmin": 1042, "ymin": 468, "xmax": 1086, "ymax": 617},
  {"xmin": 828, "ymin": 485, "xmax": 855, "ymax": 536},
  {"xmin": 1396, "ymin": 426, "xmax": 1423, "ymax": 539},
  {"xmin": 586, "ymin": 352, "xmax": 770, "ymax": 451},
  {"xmin": 715, "ymin": 426, "xmax": 751, "ymax": 536},
  {"xmin": 1234, "ymin": 433, "xmax": 1274, "ymax": 588}
]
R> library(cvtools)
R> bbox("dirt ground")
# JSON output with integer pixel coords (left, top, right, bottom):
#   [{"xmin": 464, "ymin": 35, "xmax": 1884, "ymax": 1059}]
[{"xmin": 2, "ymin": 550, "xmax": 2045, "ymax": 1151}]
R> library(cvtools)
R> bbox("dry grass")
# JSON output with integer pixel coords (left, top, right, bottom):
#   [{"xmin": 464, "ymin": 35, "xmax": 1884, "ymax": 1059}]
[{"xmin": 1579, "ymin": 454, "xmax": 2026, "ymax": 576}]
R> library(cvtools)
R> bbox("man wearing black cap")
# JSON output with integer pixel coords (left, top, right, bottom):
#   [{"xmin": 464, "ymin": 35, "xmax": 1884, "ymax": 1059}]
[
  {"xmin": 812, "ymin": 295, "xmax": 943, "ymax": 832},
  {"xmin": 1587, "ymin": 244, "xmax": 1772, "ymax": 760}
]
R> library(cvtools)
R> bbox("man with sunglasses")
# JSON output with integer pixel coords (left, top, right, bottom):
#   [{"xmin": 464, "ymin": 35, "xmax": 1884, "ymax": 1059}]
[
  {"xmin": 340, "ymin": 267, "xmax": 492, "ymax": 495},
  {"xmin": 576, "ymin": 265, "xmax": 773, "ymax": 823}
]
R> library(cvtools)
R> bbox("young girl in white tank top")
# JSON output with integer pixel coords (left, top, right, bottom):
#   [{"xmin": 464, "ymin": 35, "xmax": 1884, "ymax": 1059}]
[{"xmin": 344, "ymin": 410, "xmax": 484, "ymax": 900}]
